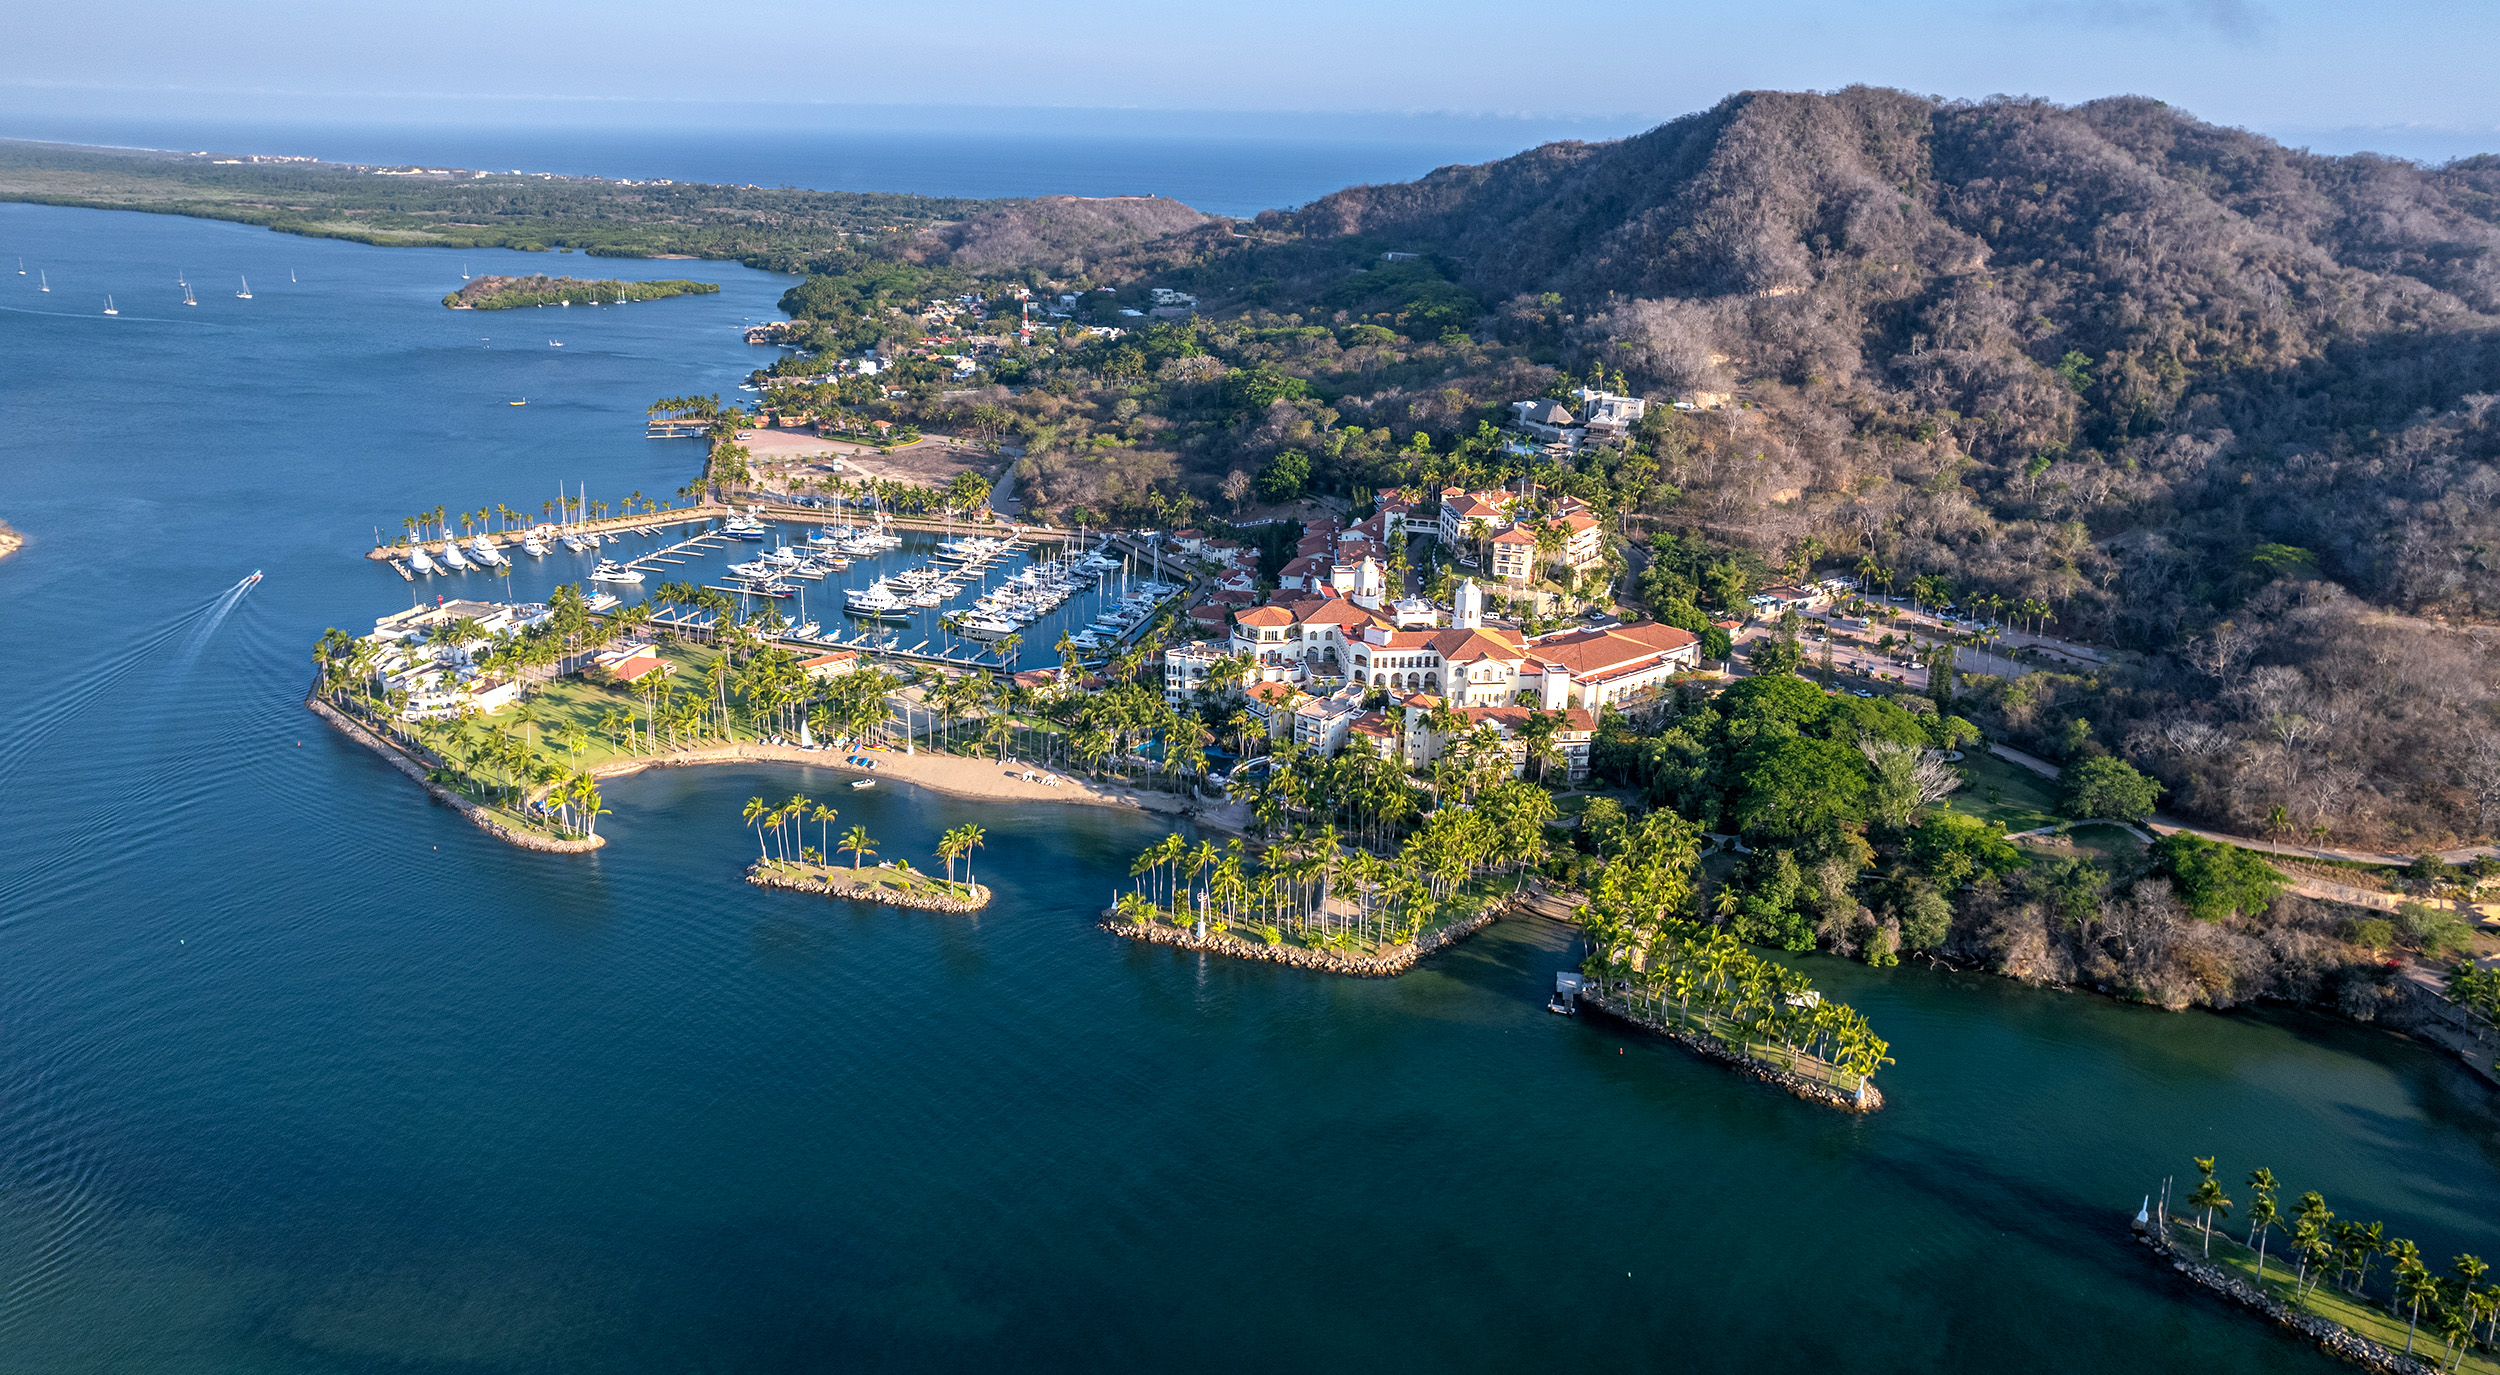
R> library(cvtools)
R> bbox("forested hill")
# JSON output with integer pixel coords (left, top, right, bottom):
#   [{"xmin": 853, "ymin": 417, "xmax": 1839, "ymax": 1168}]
[{"xmin": 1250, "ymin": 89, "xmax": 2500, "ymax": 629}]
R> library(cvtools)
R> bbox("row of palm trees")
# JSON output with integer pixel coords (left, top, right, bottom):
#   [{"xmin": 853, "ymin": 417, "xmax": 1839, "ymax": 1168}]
[
  {"xmin": 2179, "ymin": 1156, "xmax": 2498, "ymax": 1369},
  {"xmin": 1116, "ymin": 780, "xmax": 1557, "ymax": 952},
  {"xmin": 1850, "ymin": 556, "xmax": 2060, "ymax": 635},
  {"xmin": 392, "ymin": 492, "xmax": 672, "ymax": 549},
  {"xmin": 739, "ymin": 793, "xmax": 988, "ymax": 892},
  {"xmin": 1578, "ymin": 809, "xmax": 1894, "ymax": 1093}
]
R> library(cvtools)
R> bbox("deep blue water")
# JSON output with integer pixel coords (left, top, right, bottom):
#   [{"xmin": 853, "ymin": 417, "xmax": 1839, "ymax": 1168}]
[{"xmin": 7, "ymin": 200, "xmax": 2500, "ymax": 1371}]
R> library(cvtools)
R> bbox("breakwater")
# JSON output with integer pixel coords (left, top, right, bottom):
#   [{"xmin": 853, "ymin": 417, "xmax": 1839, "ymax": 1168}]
[
  {"xmin": 1100, "ymin": 907, "xmax": 1500, "ymax": 976},
  {"xmin": 1575, "ymin": 991, "xmax": 1882, "ymax": 1114},
  {"xmin": 748, "ymin": 862, "xmax": 991, "ymax": 913},
  {"xmin": 2135, "ymin": 1220, "xmax": 2437, "ymax": 1375},
  {"xmin": 305, "ymin": 693, "xmax": 603, "ymax": 854}
]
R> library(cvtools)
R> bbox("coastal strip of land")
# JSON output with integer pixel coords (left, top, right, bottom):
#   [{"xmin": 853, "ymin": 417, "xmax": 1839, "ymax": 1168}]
[
  {"xmin": 2135, "ymin": 1214, "xmax": 2450, "ymax": 1375},
  {"xmin": 445, "ymin": 275, "xmax": 718, "ymax": 311},
  {"xmin": 306, "ymin": 693, "xmax": 603, "ymax": 853},
  {"xmin": 1576, "ymin": 990, "xmax": 1884, "ymax": 1114},
  {"xmin": 750, "ymin": 859, "xmax": 990, "ymax": 913},
  {"xmin": 1103, "ymin": 905, "xmax": 1501, "ymax": 977}
]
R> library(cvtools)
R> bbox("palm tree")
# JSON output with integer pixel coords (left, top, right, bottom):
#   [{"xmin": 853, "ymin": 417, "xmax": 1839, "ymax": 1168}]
[
  {"xmin": 2187, "ymin": 1157, "xmax": 2231, "ymax": 1256},
  {"xmin": 2390, "ymin": 1241, "xmax": 2431, "ymax": 1355},
  {"xmin": 809, "ymin": 802, "xmax": 838, "ymax": 869},
  {"xmin": 936, "ymin": 827, "xmax": 966, "ymax": 888},
  {"xmin": 741, "ymin": 795, "xmax": 770, "ymax": 862},
  {"xmin": 957, "ymin": 823, "xmax": 986, "ymax": 889},
  {"xmin": 2246, "ymin": 1168, "xmax": 2280, "ymax": 1282},
  {"xmin": 841, "ymin": 824, "xmax": 876, "ymax": 875}
]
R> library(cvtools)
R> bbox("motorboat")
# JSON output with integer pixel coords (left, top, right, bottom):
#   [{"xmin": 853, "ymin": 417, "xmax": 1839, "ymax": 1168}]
[
  {"xmin": 844, "ymin": 579, "xmax": 914, "ymax": 619},
  {"xmin": 563, "ymin": 532, "xmax": 597, "ymax": 554},
  {"xmin": 468, "ymin": 536, "xmax": 507, "ymax": 566},
  {"xmin": 439, "ymin": 540, "xmax": 472, "ymax": 571},
  {"xmin": 727, "ymin": 560, "xmax": 775, "ymax": 578},
  {"xmin": 408, "ymin": 546, "xmax": 439, "ymax": 575},
  {"xmin": 740, "ymin": 578, "xmax": 796, "ymax": 599},
  {"xmin": 521, "ymin": 534, "xmax": 548, "ymax": 557},
  {"xmin": 722, "ymin": 513, "xmax": 768, "ymax": 539},
  {"xmin": 784, "ymin": 620, "xmax": 822, "ymax": 639},
  {"xmin": 761, "ymin": 546, "xmax": 802, "ymax": 570},
  {"xmin": 850, "ymin": 778, "xmax": 876, "ymax": 790},
  {"xmin": 957, "ymin": 613, "xmax": 1020, "ymax": 637},
  {"xmin": 590, "ymin": 559, "xmax": 644, "ymax": 584}
]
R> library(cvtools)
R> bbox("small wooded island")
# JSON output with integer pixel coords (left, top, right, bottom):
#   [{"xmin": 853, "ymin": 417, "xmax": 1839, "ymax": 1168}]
[{"xmin": 444, "ymin": 274, "xmax": 718, "ymax": 310}]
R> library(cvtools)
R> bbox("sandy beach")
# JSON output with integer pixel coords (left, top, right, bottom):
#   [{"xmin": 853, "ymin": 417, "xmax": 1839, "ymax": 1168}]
[{"xmin": 586, "ymin": 740, "xmax": 1250, "ymax": 832}]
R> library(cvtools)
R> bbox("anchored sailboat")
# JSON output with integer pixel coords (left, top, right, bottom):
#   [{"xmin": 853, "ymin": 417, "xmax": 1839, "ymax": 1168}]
[
  {"xmin": 236, "ymin": 276, "xmax": 252, "ymax": 300},
  {"xmin": 37, "ymin": 270, "xmax": 48, "ymax": 292},
  {"xmin": 183, "ymin": 282, "xmax": 197, "ymax": 307},
  {"xmin": 102, "ymin": 296, "xmax": 117, "ymax": 316}
]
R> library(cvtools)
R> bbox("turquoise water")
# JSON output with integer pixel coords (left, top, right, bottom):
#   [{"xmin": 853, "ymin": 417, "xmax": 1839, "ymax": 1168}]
[{"xmin": 4, "ymin": 201, "xmax": 2500, "ymax": 1371}]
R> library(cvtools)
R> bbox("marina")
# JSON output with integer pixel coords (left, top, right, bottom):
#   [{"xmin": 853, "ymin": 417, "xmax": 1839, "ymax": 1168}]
[{"xmin": 372, "ymin": 503, "xmax": 1186, "ymax": 672}]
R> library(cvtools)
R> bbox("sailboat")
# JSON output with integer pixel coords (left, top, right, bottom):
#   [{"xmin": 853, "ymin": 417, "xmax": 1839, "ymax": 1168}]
[
  {"xmin": 183, "ymin": 282, "xmax": 197, "ymax": 307},
  {"xmin": 14, "ymin": 259, "xmax": 22, "ymax": 275},
  {"xmin": 236, "ymin": 276, "xmax": 252, "ymax": 300},
  {"xmin": 289, "ymin": 268, "xmax": 297, "ymax": 284},
  {"xmin": 460, "ymin": 262, "xmax": 470, "ymax": 280},
  {"xmin": 37, "ymin": 271, "xmax": 48, "ymax": 292},
  {"xmin": 102, "ymin": 296, "xmax": 117, "ymax": 316}
]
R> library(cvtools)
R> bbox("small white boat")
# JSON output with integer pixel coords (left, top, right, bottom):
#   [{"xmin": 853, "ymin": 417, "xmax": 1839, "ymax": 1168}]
[
  {"xmin": 37, "ymin": 271, "xmax": 48, "ymax": 293},
  {"xmin": 521, "ymin": 534, "xmax": 548, "ymax": 557},
  {"xmin": 850, "ymin": 778, "xmax": 876, "ymax": 790},
  {"xmin": 438, "ymin": 540, "xmax": 472, "ymax": 571},
  {"xmin": 408, "ymin": 546, "xmax": 439, "ymax": 575},
  {"xmin": 562, "ymin": 532, "xmax": 597, "ymax": 554},
  {"xmin": 183, "ymin": 282, "xmax": 197, "ymax": 307},
  {"xmin": 236, "ymin": 276, "xmax": 252, "ymax": 300},
  {"xmin": 102, "ymin": 296, "xmax": 118, "ymax": 316},
  {"xmin": 589, "ymin": 559, "xmax": 644, "ymax": 584}
]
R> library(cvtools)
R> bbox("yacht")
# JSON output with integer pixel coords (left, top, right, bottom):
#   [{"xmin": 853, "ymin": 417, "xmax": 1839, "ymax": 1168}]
[
  {"xmin": 844, "ymin": 579, "xmax": 914, "ymax": 620},
  {"xmin": 182, "ymin": 282, "xmax": 197, "ymax": 307},
  {"xmin": 722, "ymin": 512, "xmax": 768, "ymax": 540},
  {"xmin": 784, "ymin": 619, "xmax": 822, "ymax": 639},
  {"xmin": 37, "ymin": 271, "xmax": 47, "ymax": 292},
  {"xmin": 102, "ymin": 296, "xmax": 118, "ymax": 316},
  {"xmin": 589, "ymin": 559, "xmax": 644, "ymax": 584},
  {"xmin": 739, "ymin": 578, "xmax": 796, "ymax": 599},
  {"xmin": 562, "ymin": 530, "xmax": 597, "ymax": 554},
  {"xmin": 957, "ymin": 613, "xmax": 1020, "ymax": 637},
  {"xmin": 439, "ymin": 540, "xmax": 472, "ymax": 571},
  {"xmin": 236, "ymin": 276, "xmax": 252, "ymax": 300},
  {"xmin": 468, "ymin": 535, "xmax": 507, "ymax": 566},
  {"xmin": 761, "ymin": 546, "xmax": 802, "ymax": 570},
  {"xmin": 727, "ymin": 559, "xmax": 775, "ymax": 579},
  {"xmin": 408, "ymin": 546, "xmax": 439, "ymax": 575},
  {"xmin": 521, "ymin": 533, "xmax": 549, "ymax": 558}
]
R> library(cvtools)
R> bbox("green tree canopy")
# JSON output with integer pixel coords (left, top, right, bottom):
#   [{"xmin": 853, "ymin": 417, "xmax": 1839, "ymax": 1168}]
[
  {"xmin": 1733, "ymin": 736, "xmax": 1870, "ymax": 840},
  {"xmin": 2058, "ymin": 754, "xmax": 2161, "ymax": 821},
  {"xmin": 2148, "ymin": 833, "xmax": 2286, "ymax": 922}
]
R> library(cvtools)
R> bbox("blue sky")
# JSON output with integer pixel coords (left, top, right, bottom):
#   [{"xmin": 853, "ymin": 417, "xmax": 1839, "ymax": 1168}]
[{"xmin": 5, "ymin": 0, "xmax": 2496, "ymax": 161}]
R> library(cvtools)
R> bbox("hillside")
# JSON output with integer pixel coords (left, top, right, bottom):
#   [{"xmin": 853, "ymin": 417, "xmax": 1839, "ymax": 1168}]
[{"xmin": 768, "ymin": 88, "xmax": 2496, "ymax": 848}]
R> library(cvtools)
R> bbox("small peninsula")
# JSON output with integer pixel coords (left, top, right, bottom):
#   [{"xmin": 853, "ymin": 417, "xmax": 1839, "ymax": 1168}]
[{"xmin": 445, "ymin": 274, "xmax": 718, "ymax": 310}]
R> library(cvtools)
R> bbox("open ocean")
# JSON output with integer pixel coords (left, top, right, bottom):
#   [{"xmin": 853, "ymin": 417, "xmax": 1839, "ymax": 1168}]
[{"xmin": 3, "ymin": 185, "xmax": 2500, "ymax": 1372}]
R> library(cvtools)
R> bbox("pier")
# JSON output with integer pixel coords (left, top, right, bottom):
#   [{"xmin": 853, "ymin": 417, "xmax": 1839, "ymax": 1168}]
[
  {"xmin": 636, "ymin": 607, "xmax": 1014, "ymax": 670},
  {"xmin": 367, "ymin": 511, "xmax": 718, "ymax": 562}
]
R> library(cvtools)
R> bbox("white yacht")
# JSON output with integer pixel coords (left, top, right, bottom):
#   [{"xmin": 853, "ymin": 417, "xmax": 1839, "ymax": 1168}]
[
  {"xmin": 844, "ymin": 579, "xmax": 913, "ymax": 620},
  {"xmin": 521, "ymin": 533, "xmax": 549, "ymax": 557},
  {"xmin": 589, "ymin": 559, "xmax": 644, "ymax": 584},
  {"xmin": 102, "ymin": 296, "xmax": 117, "ymax": 316},
  {"xmin": 563, "ymin": 531, "xmax": 597, "ymax": 554},
  {"xmin": 236, "ymin": 276, "xmax": 252, "ymax": 300},
  {"xmin": 439, "ymin": 540, "xmax": 472, "ymax": 571},
  {"xmin": 408, "ymin": 546, "xmax": 439, "ymax": 575},
  {"xmin": 468, "ymin": 535, "xmax": 507, "ymax": 566}
]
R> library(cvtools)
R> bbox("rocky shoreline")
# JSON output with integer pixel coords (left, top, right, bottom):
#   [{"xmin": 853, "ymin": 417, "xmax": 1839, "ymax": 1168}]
[
  {"xmin": 305, "ymin": 693, "xmax": 604, "ymax": 854},
  {"xmin": 1100, "ymin": 907, "xmax": 1501, "ymax": 976},
  {"xmin": 749, "ymin": 863, "xmax": 990, "ymax": 913},
  {"xmin": 2134, "ymin": 1220, "xmax": 2436, "ymax": 1374},
  {"xmin": 1576, "ymin": 991, "xmax": 1884, "ymax": 1113}
]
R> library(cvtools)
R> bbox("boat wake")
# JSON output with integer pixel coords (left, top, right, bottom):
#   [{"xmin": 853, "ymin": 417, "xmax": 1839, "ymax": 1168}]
[{"xmin": 0, "ymin": 573, "xmax": 260, "ymax": 779}]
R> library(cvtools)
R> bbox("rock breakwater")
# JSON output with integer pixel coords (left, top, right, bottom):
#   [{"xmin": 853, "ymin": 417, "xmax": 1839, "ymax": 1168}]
[
  {"xmin": 1576, "ymin": 992, "xmax": 1882, "ymax": 1113},
  {"xmin": 1100, "ymin": 907, "xmax": 1499, "ymax": 976},
  {"xmin": 749, "ymin": 863, "xmax": 991, "ymax": 913}
]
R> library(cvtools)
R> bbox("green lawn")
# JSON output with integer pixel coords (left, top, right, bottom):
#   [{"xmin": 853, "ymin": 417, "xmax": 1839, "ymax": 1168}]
[
  {"xmin": 1946, "ymin": 749, "xmax": 2062, "ymax": 833},
  {"xmin": 760, "ymin": 858, "xmax": 982, "ymax": 902},
  {"xmin": 2161, "ymin": 1219, "xmax": 2494, "ymax": 1373},
  {"xmin": 410, "ymin": 643, "xmax": 735, "ymax": 785}
]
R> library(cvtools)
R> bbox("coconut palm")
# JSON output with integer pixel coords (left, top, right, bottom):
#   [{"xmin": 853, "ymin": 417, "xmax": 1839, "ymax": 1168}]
[
  {"xmin": 741, "ymin": 795, "xmax": 770, "ymax": 861},
  {"xmin": 841, "ymin": 824, "xmax": 876, "ymax": 874},
  {"xmin": 956, "ymin": 823, "xmax": 986, "ymax": 889},
  {"xmin": 2245, "ymin": 1168, "xmax": 2280, "ymax": 1282},
  {"xmin": 2187, "ymin": 1158, "xmax": 2231, "ymax": 1257}
]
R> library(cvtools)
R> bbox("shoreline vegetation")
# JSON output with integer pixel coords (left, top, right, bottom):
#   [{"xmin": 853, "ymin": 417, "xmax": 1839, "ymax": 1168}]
[
  {"xmin": 749, "ymin": 859, "xmax": 990, "ymax": 913},
  {"xmin": 2139, "ymin": 1157, "xmax": 2500, "ymax": 1375},
  {"xmin": 444, "ymin": 274, "xmax": 719, "ymax": 311}
]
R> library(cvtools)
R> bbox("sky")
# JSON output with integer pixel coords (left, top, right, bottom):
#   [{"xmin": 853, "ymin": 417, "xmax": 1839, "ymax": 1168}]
[{"xmin": 5, "ymin": 0, "xmax": 2498, "ymax": 162}]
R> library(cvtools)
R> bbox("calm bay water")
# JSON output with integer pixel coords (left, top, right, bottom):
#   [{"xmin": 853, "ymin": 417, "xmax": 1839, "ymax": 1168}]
[{"xmin": 6, "ymin": 201, "xmax": 2500, "ymax": 1371}]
